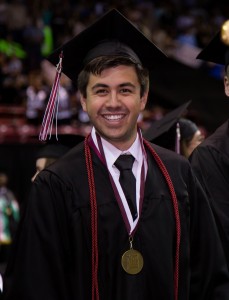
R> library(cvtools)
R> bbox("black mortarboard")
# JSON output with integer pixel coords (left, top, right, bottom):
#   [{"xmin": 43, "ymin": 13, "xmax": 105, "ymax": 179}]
[
  {"xmin": 47, "ymin": 8, "xmax": 167, "ymax": 82},
  {"xmin": 143, "ymin": 101, "xmax": 191, "ymax": 152},
  {"xmin": 36, "ymin": 134, "xmax": 84, "ymax": 159},
  {"xmin": 40, "ymin": 8, "xmax": 167, "ymax": 141},
  {"xmin": 196, "ymin": 21, "xmax": 229, "ymax": 66}
]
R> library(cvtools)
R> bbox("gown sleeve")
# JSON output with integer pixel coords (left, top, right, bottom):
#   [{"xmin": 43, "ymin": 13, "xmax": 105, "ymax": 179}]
[
  {"xmin": 189, "ymin": 146, "xmax": 229, "ymax": 199},
  {"xmin": 3, "ymin": 170, "xmax": 74, "ymax": 300},
  {"xmin": 188, "ymin": 165, "xmax": 229, "ymax": 300},
  {"xmin": 190, "ymin": 146, "xmax": 229, "ymax": 268}
]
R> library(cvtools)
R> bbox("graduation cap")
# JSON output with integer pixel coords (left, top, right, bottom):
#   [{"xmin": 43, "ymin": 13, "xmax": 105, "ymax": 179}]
[
  {"xmin": 36, "ymin": 134, "xmax": 84, "ymax": 159},
  {"xmin": 39, "ymin": 8, "xmax": 167, "ymax": 141},
  {"xmin": 196, "ymin": 20, "xmax": 229, "ymax": 66},
  {"xmin": 47, "ymin": 8, "xmax": 167, "ymax": 82},
  {"xmin": 143, "ymin": 101, "xmax": 192, "ymax": 153}
]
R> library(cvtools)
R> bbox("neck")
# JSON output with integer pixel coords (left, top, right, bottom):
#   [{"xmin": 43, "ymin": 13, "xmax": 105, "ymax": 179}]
[{"xmin": 97, "ymin": 132, "xmax": 138, "ymax": 151}]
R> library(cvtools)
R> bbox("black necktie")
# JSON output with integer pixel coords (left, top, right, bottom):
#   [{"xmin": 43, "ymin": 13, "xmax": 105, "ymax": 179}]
[{"xmin": 114, "ymin": 155, "xmax": 137, "ymax": 220}]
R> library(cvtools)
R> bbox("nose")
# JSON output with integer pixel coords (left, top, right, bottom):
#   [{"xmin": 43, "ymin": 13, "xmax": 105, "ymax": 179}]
[{"xmin": 106, "ymin": 91, "xmax": 121, "ymax": 107}]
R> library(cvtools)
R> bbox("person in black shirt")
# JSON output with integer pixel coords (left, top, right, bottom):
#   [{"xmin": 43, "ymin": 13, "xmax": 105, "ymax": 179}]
[{"xmin": 190, "ymin": 22, "xmax": 229, "ymax": 270}]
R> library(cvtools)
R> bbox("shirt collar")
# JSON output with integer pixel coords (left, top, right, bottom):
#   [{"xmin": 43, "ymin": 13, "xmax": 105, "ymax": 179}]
[{"xmin": 91, "ymin": 127, "xmax": 142, "ymax": 169}]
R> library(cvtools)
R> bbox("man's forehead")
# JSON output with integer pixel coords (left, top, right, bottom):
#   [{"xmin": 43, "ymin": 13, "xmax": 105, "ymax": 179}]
[{"xmin": 87, "ymin": 65, "xmax": 140, "ymax": 84}]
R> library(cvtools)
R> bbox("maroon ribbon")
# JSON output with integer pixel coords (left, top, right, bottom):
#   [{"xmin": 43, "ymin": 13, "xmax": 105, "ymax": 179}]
[{"xmin": 88, "ymin": 130, "xmax": 145, "ymax": 236}]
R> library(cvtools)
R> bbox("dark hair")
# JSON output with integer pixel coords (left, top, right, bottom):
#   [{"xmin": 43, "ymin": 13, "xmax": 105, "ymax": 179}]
[
  {"xmin": 77, "ymin": 55, "xmax": 149, "ymax": 98},
  {"xmin": 226, "ymin": 65, "xmax": 229, "ymax": 76},
  {"xmin": 179, "ymin": 118, "xmax": 198, "ymax": 142}
]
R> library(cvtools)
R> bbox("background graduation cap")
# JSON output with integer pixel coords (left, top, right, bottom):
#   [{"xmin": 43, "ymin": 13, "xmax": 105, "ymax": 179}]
[
  {"xmin": 145, "ymin": 22, "xmax": 229, "ymax": 134},
  {"xmin": 147, "ymin": 54, "xmax": 229, "ymax": 134},
  {"xmin": 36, "ymin": 134, "xmax": 84, "ymax": 159},
  {"xmin": 143, "ymin": 101, "xmax": 192, "ymax": 153},
  {"xmin": 196, "ymin": 20, "xmax": 229, "ymax": 66}
]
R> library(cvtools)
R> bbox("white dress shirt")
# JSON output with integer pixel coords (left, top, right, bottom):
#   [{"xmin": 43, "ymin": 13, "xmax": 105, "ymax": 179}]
[{"xmin": 91, "ymin": 127, "xmax": 147, "ymax": 234}]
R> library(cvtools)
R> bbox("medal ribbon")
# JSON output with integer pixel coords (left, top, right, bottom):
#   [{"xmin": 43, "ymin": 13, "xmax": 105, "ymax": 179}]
[
  {"xmin": 85, "ymin": 132, "xmax": 180, "ymax": 300},
  {"xmin": 88, "ymin": 129, "xmax": 146, "ymax": 236}
]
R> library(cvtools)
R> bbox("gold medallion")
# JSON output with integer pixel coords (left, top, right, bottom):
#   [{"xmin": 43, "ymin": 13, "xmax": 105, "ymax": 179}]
[{"xmin": 121, "ymin": 249, "xmax": 144, "ymax": 275}]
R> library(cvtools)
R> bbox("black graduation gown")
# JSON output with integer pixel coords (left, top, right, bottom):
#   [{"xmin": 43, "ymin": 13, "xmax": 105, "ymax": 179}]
[
  {"xmin": 189, "ymin": 120, "xmax": 229, "ymax": 268},
  {"xmin": 3, "ymin": 142, "xmax": 229, "ymax": 300}
]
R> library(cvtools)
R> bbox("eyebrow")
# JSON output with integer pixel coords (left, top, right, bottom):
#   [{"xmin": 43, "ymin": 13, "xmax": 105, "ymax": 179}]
[
  {"xmin": 91, "ymin": 82, "xmax": 136, "ymax": 91},
  {"xmin": 91, "ymin": 83, "xmax": 108, "ymax": 91}
]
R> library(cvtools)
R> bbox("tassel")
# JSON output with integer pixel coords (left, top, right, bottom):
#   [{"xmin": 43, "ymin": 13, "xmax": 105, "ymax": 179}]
[
  {"xmin": 175, "ymin": 122, "xmax": 181, "ymax": 154},
  {"xmin": 39, "ymin": 51, "xmax": 63, "ymax": 141}
]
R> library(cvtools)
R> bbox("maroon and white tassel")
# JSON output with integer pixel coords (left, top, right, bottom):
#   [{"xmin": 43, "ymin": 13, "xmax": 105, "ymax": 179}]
[{"xmin": 39, "ymin": 51, "xmax": 63, "ymax": 141}]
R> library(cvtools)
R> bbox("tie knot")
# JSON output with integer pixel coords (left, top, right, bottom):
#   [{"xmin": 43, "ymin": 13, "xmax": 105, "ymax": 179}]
[{"xmin": 114, "ymin": 155, "xmax": 135, "ymax": 171}]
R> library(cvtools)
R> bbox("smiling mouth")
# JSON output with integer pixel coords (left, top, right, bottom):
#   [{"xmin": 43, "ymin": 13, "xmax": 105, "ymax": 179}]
[{"xmin": 102, "ymin": 114, "xmax": 126, "ymax": 121}]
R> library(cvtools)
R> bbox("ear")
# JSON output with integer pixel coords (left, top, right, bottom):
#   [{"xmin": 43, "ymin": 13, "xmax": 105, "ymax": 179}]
[
  {"xmin": 224, "ymin": 76, "xmax": 229, "ymax": 97},
  {"xmin": 140, "ymin": 90, "xmax": 148, "ymax": 111},
  {"xmin": 79, "ymin": 93, "xmax": 87, "ymax": 112}
]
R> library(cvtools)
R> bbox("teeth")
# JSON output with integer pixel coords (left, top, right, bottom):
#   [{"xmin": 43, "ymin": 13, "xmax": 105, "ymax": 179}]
[{"xmin": 104, "ymin": 114, "xmax": 124, "ymax": 120}]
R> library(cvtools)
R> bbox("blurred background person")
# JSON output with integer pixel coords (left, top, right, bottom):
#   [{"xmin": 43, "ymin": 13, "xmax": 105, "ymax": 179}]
[
  {"xmin": 31, "ymin": 134, "xmax": 85, "ymax": 182},
  {"xmin": 179, "ymin": 118, "xmax": 205, "ymax": 158},
  {"xmin": 0, "ymin": 169, "xmax": 19, "ymax": 276},
  {"xmin": 143, "ymin": 101, "xmax": 205, "ymax": 158},
  {"xmin": 189, "ymin": 21, "xmax": 229, "ymax": 269},
  {"xmin": 25, "ymin": 68, "xmax": 48, "ymax": 125}
]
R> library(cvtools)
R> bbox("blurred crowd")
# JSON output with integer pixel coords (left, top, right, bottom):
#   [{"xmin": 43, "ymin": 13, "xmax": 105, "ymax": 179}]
[{"xmin": 0, "ymin": 0, "xmax": 228, "ymax": 138}]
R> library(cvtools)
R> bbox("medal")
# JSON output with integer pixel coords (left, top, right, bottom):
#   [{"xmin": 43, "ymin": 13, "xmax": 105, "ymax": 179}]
[
  {"xmin": 92, "ymin": 132, "xmax": 145, "ymax": 274},
  {"xmin": 121, "ymin": 236, "xmax": 144, "ymax": 275}
]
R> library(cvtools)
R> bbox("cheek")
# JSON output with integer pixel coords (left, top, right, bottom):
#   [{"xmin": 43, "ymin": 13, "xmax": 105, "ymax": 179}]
[
  {"xmin": 188, "ymin": 140, "xmax": 200, "ymax": 155},
  {"xmin": 82, "ymin": 101, "xmax": 100, "ymax": 119}
]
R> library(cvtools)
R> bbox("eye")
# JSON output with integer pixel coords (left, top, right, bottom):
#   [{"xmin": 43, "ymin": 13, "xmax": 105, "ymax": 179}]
[
  {"xmin": 120, "ymin": 88, "xmax": 132, "ymax": 94},
  {"xmin": 95, "ymin": 88, "xmax": 108, "ymax": 95}
]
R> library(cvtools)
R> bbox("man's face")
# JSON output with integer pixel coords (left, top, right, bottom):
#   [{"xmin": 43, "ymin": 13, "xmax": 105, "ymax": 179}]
[
  {"xmin": 182, "ymin": 130, "xmax": 205, "ymax": 158},
  {"xmin": 224, "ymin": 74, "xmax": 229, "ymax": 96},
  {"xmin": 80, "ymin": 65, "xmax": 148, "ymax": 150},
  {"xmin": 31, "ymin": 158, "xmax": 47, "ymax": 182}
]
